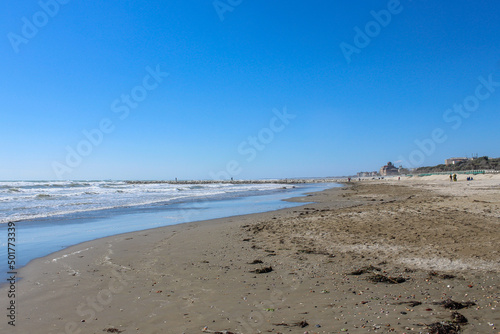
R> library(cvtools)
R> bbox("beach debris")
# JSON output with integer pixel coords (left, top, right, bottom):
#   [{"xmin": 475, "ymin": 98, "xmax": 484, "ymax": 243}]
[
  {"xmin": 440, "ymin": 274, "xmax": 456, "ymax": 279},
  {"xmin": 264, "ymin": 249, "xmax": 276, "ymax": 256},
  {"xmin": 251, "ymin": 225, "xmax": 265, "ymax": 233},
  {"xmin": 396, "ymin": 300, "xmax": 422, "ymax": 307},
  {"xmin": 103, "ymin": 329, "xmax": 124, "ymax": 333},
  {"xmin": 293, "ymin": 321, "xmax": 309, "ymax": 328},
  {"xmin": 451, "ymin": 312, "xmax": 468, "ymax": 324},
  {"xmin": 248, "ymin": 259, "xmax": 263, "ymax": 264},
  {"xmin": 366, "ymin": 274, "xmax": 406, "ymax": 284},
  {"xmin": 347, "ymin": 265, "xmax": 381, "ymax": 275},
  {"xmin": 252, "ymin": 266, "xmax": 273, "ymax": 274},
  {"xmin": 432, "ymin": 299, "xmax": 476, "ymax": 310},
  {"xmin": 426, "ymin": 321, "xmax": 461, "ymax": 334},
  {"xmin": 273, "ymin": 320, "xmax": 309, "ymax": 328},
  {"xmin": 428, "ymin": 272, "xmax": 456, "ymax": 280},
  {"xmin": 264, "ymin": 308, "xmax": 275, "ymax": 312},
  {"xmin": 201, "ymin": 327, "xmax": 236, "ymax": 334},
  {"xmin": 297, "ymin": 248, "xmax": 331, "ymax": 255}
]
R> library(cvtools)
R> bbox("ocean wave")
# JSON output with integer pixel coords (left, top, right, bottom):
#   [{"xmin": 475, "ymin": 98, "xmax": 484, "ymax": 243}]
[
  {"xmin": 99, "ymin": 182, "xmax": 128, "ymax": 189},
  {"xmin": 0, "ymin": 196, "xmax": 189, "ymax": 224},
  {"xmin": 69, "ymin": 182, "xmax": 91, "ymax": 187},
  {"xmin": 0, "ymin": 182, "xmax": 291, "ymax": 224},
  {"xmin": 1, "ymin": 187, "xmax": 278, "ymax": 224},
  {"xmin": 60, "ymin": 202, "xmax": 93, "ymax": 207},
  {"xmin": 36, "ymin": 194, "xmax": 53, "ymax": 199}
]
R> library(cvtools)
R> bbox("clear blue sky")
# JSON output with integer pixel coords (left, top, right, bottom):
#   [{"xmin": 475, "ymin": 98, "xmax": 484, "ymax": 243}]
[{"xmin": 1, "ymin": 1, "xmax": 499, "ymax": 180}]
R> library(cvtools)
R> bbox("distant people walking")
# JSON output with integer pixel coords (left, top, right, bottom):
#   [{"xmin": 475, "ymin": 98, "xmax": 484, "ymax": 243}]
[
  {"xmin": 453, "ymin": 174, "xmax": 457, "ymax": 182},
  {"xmin": 449, "ymin": 174, "xmax": 453, "ymax": 182}
]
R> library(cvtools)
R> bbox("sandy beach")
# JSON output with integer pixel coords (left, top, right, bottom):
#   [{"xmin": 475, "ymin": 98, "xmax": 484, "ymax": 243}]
[{"xmin": 2, "ymin": 175, "xmax": 499, "ymax": 334}]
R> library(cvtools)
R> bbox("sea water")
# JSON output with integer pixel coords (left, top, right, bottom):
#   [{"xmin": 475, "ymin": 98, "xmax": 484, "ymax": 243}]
[{"xmin": 0, "ymin": 181, "xmax": 340, "ymax": 280}]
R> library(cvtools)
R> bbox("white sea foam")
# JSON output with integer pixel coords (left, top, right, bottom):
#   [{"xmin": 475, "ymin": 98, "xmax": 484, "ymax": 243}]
[{"xmin": 0, "ymin": 181, "xmax": 286, "ymax": 224}]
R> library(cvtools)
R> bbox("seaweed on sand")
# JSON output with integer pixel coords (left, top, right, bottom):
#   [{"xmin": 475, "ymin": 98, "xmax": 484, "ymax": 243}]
[
  {"xmin": 347, "ymin": 265, "xmax": 381, "ymax": 275},
  {"xmin": 367, "ymin": 274, "xmax": 406, "ymax": 284},
  {"xmin": 252, "ymin": 266, "xmax": 273, "ymax": 274},
  {"xmin": 426, "ymin": 322, "xmax": 461, "ymax": 334},
  {"xmin": 432, "ymin": 299, "xmax": 476, "ymax": 310}
]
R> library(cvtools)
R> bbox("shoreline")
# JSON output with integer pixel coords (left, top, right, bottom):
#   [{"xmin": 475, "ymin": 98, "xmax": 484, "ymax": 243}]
[
  {"xmin": 18, "ymin": 182, "xmax": 349, "ymax": 276},
  {"xmin": 2, "ymin": 177, "xmax": 499, "ymax": 333},
  {"xmin": 16, "ymin": 184, "xmax": 343, "ymax": 282},
  {"xmin": 1, "ymin": 182, "xmax": 340, "ymax": 283}
]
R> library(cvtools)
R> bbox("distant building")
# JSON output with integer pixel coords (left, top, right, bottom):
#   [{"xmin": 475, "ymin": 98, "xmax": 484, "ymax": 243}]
[
  {"xmin": 357, "ymin": 171, "xmax": 378, "ymax": 177},
  {"xmin": 380, "ymin": 162, "xmax": 399, "ymax": 176},
  {"xmin": 398, "ymin": 167, "xmax": 410, "ymax": 175},
  {"xmin": 445, "ymin": 157, "xmax": 469, "ymax": 166}
]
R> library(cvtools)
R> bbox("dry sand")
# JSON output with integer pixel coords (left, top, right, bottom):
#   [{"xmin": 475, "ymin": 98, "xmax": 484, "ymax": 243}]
[{"xmin": 2, "ymin": 175, "xmax": 499, "ymax": 334}]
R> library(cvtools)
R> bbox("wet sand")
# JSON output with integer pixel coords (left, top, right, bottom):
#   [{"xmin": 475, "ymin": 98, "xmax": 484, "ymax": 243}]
[{"xmin": 2, "ymin": 175, "xmax": 499, "ymax": 334}]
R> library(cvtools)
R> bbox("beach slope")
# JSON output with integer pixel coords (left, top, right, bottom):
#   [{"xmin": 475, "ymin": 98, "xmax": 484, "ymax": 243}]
[{"xmin": 2, "ymin": 176, "xmax": 499, "ymax": 333}]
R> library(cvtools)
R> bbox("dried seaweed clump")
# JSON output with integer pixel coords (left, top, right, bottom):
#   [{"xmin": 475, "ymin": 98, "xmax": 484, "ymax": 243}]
[{"xmin": 367, "ymin": 274, "xmax": 406, "ymax": 284}]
